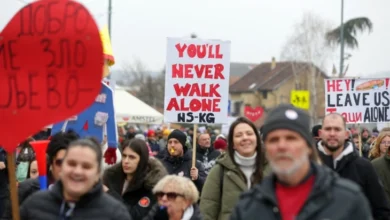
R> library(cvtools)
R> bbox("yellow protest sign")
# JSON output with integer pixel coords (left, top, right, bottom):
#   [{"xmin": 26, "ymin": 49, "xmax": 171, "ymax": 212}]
[{"xmin": 290, "ymin": 90, "xmax": 310, "ymax": 110}]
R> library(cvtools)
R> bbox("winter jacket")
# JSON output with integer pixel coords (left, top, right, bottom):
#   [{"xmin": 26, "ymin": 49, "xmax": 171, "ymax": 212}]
[
  {"xmin": 196, "ymin": 145, "xmax": 220, "ymax": 175},
  {"xmin": 372, "ymin": 149, "xmax": 390, "ymax": 203},
  {"xmin": 148, "ymin": 140, "xmax": 160, "ymax": 153},
  {"xmin": 18, "ymin": 178, "xmax": 41, "ymax": 205},
  {"xmin": 103, "ymin": 157, "xmax": 168, "ymax": 219},
  {"xmin": 199, "ymin": 152, "xmax": 270, "ymax": 220},
  {"xmin": 230, "ymin": 163, "xmax": 373, "ymax": 220},
  {"xmin": 317, "ymin": 141, "xmax": 390, "ymax": 219},
  {"xmin": 143, "ymin": 204, "xmax": 202, "ymax": 220},
  {"xmin": 159, "ymin": 150, "xmax": 206, "ymax": 193},
  {"xmin": 20, "ymin": 180, "xmax": 132, "ymax": 220}
]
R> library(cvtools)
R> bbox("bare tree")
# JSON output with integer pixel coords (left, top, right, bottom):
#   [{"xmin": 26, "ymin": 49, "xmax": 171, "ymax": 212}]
[
  {"xmin": 118, "ymin": 59, "xmax": 165, "ymax": 110},
  {"xmin": 280, "ymin": 12, "xmax": 335, "ymax": 125}
]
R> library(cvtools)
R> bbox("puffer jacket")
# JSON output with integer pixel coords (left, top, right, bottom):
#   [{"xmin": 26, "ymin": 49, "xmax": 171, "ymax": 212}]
[
  {"xmin": 20, "ymin": 180, "xmax": 132, "ymax": 220},
  {"xmin": 199, "ymin": 152, "xmax": 270, "ymax": 220},
  {"xmin": 103, "ymin": 157, "xmax": 168, "ymax": 219},
  {"xmin": 230, "ymin": 163, "xmax": 373, "ymax": 220}
]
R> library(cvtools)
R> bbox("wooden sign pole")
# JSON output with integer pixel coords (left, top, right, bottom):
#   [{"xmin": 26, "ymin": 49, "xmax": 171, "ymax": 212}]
[
  {"xmin": 7, "ymin": 153, "xmax": 20, "ymax": 220},
  {"xmin": 191, "ymin": 124, "xmax": 198, "ymax": 176}
]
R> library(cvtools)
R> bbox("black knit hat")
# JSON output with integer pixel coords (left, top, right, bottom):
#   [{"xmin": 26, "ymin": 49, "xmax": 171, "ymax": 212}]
[
  {"xmin": 262, "ymin": 104, "xmax": 312, "ymax": 147},
  {"xmin": 168, "ymin": 129, "xmax": 187, "ymax": 151}
]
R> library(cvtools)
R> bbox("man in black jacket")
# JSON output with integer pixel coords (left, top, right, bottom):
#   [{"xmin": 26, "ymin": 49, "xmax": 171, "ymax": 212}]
[
  {"xmin": 230, "ymin": 104, "xmax": 372, "ymax": 220},
  {"xmin": 159, "ymin": 130, "xmax": 206, "ymax": 193},
  {"xmin": 195, "ymin": 133, "xmax": 220, "ymax": 175},
  {"xmin": 318, "ymin": 113, "xmax": 390, "ymax": 219}
]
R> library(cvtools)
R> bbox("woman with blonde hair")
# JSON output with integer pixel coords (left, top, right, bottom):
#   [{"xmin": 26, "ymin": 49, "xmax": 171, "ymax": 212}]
[
  {"xmin": 368, "ymin": 131, "xmax": 390, "ymax": 160},
  {"xmin": 371, "ymin": 131, "xmax": 390, "ymax": 202},
  {"xmin": 144, "ymin": 175, "xmax": 202, "ymax": 220}
]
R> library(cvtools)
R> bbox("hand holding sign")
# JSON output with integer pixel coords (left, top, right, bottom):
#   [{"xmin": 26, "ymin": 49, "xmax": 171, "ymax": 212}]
[{"xmin": 0, "ymin": 0, "xmax": 103, "ymax": 152}]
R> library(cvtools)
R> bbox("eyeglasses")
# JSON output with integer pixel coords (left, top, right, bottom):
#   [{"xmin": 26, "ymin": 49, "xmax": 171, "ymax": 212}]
[
  {"xmin": 54, "ymin": 159, "xmax": 63, "ymax": 167},
  {"xmin": 380, "ymin": 142, "xmax": 390, "ymax": 146},
  {"xmin": 155, "ymin": 191, "xmax": 184, "ymax": 200}
]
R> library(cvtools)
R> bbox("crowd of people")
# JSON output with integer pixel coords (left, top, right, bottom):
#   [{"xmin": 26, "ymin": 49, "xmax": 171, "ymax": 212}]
[{"xmin": 0, "ymin": 104, "xmax": 390, "ymax": 219}]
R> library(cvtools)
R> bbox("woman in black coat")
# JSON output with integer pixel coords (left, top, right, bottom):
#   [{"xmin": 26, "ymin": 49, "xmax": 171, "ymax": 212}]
[
  {"xmin": 20, "ymin": 138, "xmax": 131, "ymax": 220},
  {"xmin": 103, "ymin": 139, "xmax": 168, "ymax": 219}
]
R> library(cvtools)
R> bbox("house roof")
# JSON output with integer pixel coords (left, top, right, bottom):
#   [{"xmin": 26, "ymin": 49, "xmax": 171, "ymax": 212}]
[
  {"xmin": 230, "ymin": 62, "xmax": 258, "ymax": 77},
  {"xmin": 229, "ymin": 76, "xmax": 241, "ymax": 86},
  {"xmin": 229, "ymin": 61, "xmax": 328, "ymax": 93}
]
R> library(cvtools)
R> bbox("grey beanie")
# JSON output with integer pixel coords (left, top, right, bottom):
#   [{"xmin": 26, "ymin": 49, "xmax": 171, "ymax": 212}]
[{"xmin": 262, "ymin": 104, "xmax": 313, "ymax": 147}]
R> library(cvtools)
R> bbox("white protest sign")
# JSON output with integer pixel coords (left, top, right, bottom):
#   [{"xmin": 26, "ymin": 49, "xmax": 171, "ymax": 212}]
[
  {"xmin": 324, "ymin": 78, "xmax": 390, "ymax": 123},
  {"xmin": 164, "ymin": 38, "xmax": 231, "ymax": 124}
]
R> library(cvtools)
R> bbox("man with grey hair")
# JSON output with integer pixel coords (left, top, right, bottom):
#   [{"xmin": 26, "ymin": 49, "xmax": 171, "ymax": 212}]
[
  {"xmin": 231, "ymin": 104, "xmax": 372, "ymax": 219},
  {"xmin": 195, "ymin": 133, "xmax": 220, "ymax": 175}
]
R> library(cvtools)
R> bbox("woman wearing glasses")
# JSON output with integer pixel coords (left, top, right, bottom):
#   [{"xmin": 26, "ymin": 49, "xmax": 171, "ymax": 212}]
[
  {"xmin": 144, "ymin": 175, "xmax": 202, "ymax": 220},
  {"xmin": 20, "ymin": 138, "xmax": 131, "ymax": 220},
  {"xmin": 369, "ymin": 131, "xmax": 390, "ymax": 160},
  {"xmin": 103, "ymin": 139, "xmax": 168, "ymax": 219}
]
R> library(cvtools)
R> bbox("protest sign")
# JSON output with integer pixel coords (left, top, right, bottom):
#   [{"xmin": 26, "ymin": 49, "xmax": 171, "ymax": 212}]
[
  {"xmin": 290, "ymin": 90, "xmax": 310, "ymax": 110},
  {"xmin": 324, "ymin": 78, "xmax": 390, "ymax": 123},
  {"xmin": 244, "ymin": 106, "xmax": 264, "ymax": 122},
  {"xmin": 0, "ymin": 0, "xmax": 103, "ymax": 152},
  {"xmin": 164, "ymin": 38, "xmax": 231, "ymax": 124}
]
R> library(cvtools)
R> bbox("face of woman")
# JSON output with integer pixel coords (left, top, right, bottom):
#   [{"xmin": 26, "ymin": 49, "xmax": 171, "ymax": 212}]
[
  {"xmin": 61, "ymin": 146, "xmax": 100, "ymax": 200},
  {"xmin": 29, "ymin": 160, "xmax": 39, "ymax": 179},
  {"xmin": 156, "ymin": 183, "xmax": 190, "ymax": 216},
  {"xmin": 233, "ymin": 123, "xmax": 257, "ymax": 157},
  {"xmin": 380, "ymin": 136, "xmax": 390, "ymax": 155},
  {"xmin": 122, "ymin": 147, "xmax": 140, "ymax": 175}
]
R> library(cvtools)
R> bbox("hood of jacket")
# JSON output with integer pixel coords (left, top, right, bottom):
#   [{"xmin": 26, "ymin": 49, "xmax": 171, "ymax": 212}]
[
  {"xmin": 104, "ymin": 157, "xmax": 168, "ymax": 191},
  {"xmin": 317, "ymin": 141, "xmax": 358, "ymax": 171},
  {"xmin": 216, "ymin": 151, "xmax": 238, "ymax": 171}
]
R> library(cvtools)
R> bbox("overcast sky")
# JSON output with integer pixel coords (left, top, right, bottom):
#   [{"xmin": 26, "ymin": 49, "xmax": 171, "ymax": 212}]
[{"xmin": 2, "ymin": 0, "xmax": 389, "ymax": 77}]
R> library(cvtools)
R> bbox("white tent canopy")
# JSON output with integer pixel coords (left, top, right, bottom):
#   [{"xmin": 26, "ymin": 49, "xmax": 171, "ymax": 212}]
[{"xmin": 114, "ymin": 87, "xmax": 164, "ymax": 124}]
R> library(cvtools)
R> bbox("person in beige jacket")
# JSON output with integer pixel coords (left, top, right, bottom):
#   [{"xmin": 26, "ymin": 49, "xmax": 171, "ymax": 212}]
[{"xmin": 199, "ymin": 117, "xmax": 269, "ymax": 220}]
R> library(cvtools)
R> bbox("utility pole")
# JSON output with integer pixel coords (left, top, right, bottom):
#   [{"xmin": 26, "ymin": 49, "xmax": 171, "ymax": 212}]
[
  {"xmin": 339, "ymin": 0, "xmax": 345, "ymax": 77},
  {"xmin": 107, "ymin": 0, "xmax": 112, "ymax": 79},
  {"xmin": 108, "ymin": 0, "xmax": 112, "ymax": 37}
]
